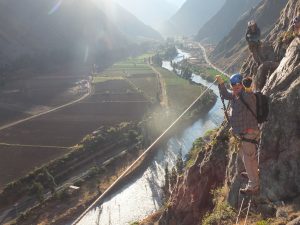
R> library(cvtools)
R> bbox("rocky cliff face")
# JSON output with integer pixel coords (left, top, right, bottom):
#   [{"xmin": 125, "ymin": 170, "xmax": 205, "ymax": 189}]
[
  {"xmin": 159, "ymin": 125, "xmax": 230, "ymax": 225},
  {"xmin": 159, "ymin": 0, "xmax": 300, "ymax": 224}
]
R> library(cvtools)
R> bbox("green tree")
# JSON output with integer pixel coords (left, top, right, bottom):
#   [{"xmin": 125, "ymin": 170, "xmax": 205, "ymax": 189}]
[
  {"xmin": 181, "ymin": 66, "xmax": 192, "ymax": 80},
  {"xmin": 164, "ymin": 163, "xmax": 170, "ymax": 195},
  {"xmin": 170, "ymin": 167, "xmax": 177, "ymax": 188},
  {"xmin": 152, "ymin": 54, "xmax": 162, "ymax": 67},
  {"xmin": 30, "ymin": 182, "xmax": 44, "ymax": 202},
  {"xmin": 176, "ymin": 148, "xmax": 184, "ymax": 175}
]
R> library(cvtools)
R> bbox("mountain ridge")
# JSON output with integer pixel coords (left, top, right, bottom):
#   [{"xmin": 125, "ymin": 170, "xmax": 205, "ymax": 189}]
[
  {"xmin": 196, "ymin": 0, "xmax": 261, "ymax": 44},
  {"xmin": 159, "ymin": 0, "xmax": 225, "ymax": 36},
  {"xmin": 210, "ymin": 0, "xmax": 287, "ymax": 73}
]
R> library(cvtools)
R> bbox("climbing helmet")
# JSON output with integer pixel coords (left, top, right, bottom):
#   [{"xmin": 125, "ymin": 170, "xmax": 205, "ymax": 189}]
[
  {"xmin": 230, "ymin": 73, "xmax": 243, "ymax": 86},
  {"xmin": 248, "ymin": 20, "xmax": 256, "ymax": 27}
]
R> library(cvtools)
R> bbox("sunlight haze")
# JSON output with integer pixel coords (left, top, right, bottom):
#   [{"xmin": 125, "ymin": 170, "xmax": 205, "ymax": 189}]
[{"xmin": 114, "ymin": 0, "xmax": 187, "ymax": 29}]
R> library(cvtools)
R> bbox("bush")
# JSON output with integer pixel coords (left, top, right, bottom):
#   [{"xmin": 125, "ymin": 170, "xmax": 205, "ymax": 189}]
[
  {"xmin": 74, "ymin": 179, "xmax": 84, "ymax": 187},
  {"xmin": 202, "ymin": 202, "xmax": 236, "ymax": 225},
  {"xmin": 130, "ymin": 222, "xmax": 139, "ymax": 225},
  {"xmin": 87, "ymin": 166, "xmax": 102, "ymax": 178},
  {"xmin": 202, "ymin": 187, "xmax": 236, "ymax": 225},
  {"xmin": 55, "ymin": 188, "xmax": 70, "ymax": 201},
  {"xmin": 256, "ymin": 220, "xmax": 271, "ymax": 225},
  {"xmin": 29, "ymin": 182, "xmax": 44, "ymax": 202}
]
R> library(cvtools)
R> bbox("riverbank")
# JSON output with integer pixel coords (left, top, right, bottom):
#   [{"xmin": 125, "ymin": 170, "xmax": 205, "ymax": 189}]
[{"xmin": 177, "ymin": 44, "xmax": 230, "ymax": 83}]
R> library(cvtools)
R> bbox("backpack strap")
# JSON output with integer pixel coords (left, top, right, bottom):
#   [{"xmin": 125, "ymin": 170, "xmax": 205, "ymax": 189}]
[{"xmin": 239, "ymin": 93, "xmax": 257, "ymax": 120}]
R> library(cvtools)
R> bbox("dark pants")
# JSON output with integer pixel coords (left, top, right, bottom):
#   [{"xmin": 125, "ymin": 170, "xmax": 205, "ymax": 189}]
[{"xmin": 248, "ymin": 42, "xmax": 262, "ymax": 65}]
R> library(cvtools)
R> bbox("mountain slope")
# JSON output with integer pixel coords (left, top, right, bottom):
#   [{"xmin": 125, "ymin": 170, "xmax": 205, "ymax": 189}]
[
  {"xmin": 210, "ymin": 0, "xmax": 286, "ymax": 73},
  {"xmin": 105, "ymin": 2, "xmax": 162, "ymax": 41},
  {"xmin": 160, "ymin": 0, "xmax": 225, "ymax": 36},
  {"xmin": 0, "ymin": 0, "xmax": 161, "ymax": 72},
  {"xmin": 196, "ymin": 0, "xmax": 261, "ymax": 44},
  {"xmin": 114, "ymin": 0, "xmax": 177, "ymax": 29}
]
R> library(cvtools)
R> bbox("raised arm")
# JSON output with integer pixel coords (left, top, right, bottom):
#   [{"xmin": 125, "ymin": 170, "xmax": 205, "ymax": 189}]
[
  {"xmin": 216, "ymin": 75, "xmax": 234, "ymax": 100},
  {"xmin": 218, "ymin": 83, "xmax": 234, "ymax": 100}
]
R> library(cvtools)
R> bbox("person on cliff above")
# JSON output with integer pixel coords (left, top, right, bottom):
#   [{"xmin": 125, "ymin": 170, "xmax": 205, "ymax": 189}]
[
  {"xmin": 246, "ymin": 20, "xmax": 262, "ymax": 65},
  {"xmin": 292, "ymin": 16, "xmax": 300, "ymax": 36},
  {"xmin": 216, "ymin": 74, "xmax": 260, "ymax": 194}
]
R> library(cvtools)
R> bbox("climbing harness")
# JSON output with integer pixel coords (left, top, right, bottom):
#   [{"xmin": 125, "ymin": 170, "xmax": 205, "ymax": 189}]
[{"xmin": 240, "ymin": 136, "xmax": 259, "ymax": 145}]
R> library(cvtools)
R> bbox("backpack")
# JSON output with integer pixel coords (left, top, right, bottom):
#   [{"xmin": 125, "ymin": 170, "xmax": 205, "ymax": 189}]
[{"xmin": 240, "ymin": 92, "xmax": 269, "ymax": 124}]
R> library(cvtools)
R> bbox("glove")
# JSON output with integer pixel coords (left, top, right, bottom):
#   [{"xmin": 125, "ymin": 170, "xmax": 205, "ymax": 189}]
[
  {"xmin": 242, "ymin": 77, "xmax": 252, "ymax": 88},
  {"xmin": 216, "ymin": 75, "xmax": 224, "ymax": 84}
]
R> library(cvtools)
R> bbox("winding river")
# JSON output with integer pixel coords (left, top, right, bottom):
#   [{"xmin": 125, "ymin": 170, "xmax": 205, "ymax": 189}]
[{"xmin": 77, "ymin": 49, "xmax": 224, "ymax": 225}]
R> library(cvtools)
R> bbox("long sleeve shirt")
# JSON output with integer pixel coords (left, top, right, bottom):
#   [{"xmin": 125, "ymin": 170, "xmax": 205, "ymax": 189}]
[{"xmin": 218, "ymin": 83, "xmax": 258, "ymax": 135}]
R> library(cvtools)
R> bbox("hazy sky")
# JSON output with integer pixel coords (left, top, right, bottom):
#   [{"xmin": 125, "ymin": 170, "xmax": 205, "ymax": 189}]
[
  {"xmin": 114, "ymin": 0, "xmax": 187, "ymax": 28},
  {"xmin": 166, "ymin": 0, "xmax": 186, "ymax": 8}
]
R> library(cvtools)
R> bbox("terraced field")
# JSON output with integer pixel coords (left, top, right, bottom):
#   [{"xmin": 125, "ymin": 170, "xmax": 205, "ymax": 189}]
[{"xmin": 0, "ymin": 56, "xmax": 156, "ymax": 188}]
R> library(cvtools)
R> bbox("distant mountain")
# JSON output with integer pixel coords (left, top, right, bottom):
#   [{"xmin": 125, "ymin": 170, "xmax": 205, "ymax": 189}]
[
  {"xmin": 210, "ymin": 0, "xmax": 287, "ymax": 73},
  {"xmin": 0, "ymin": 0, "xmax": 161, "ymax": 73},
  {"xmin": 114, "ymin": 0, "xmax": 178, "ymax": 29},
  {"xmin": 160, "ymin": 0, "xmax": 225, "ymax": 36},
  {"xmin": 196, "ymin": 0, "xmax": 262, "ymax": 44},
  {"xmin": 107, "ymin": 1, "xmax": 163, "ymax": 41}
]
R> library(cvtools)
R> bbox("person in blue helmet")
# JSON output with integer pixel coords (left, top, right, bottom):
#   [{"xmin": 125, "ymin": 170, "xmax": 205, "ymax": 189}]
[{"xmin": 216, "ymin": 74, "xmax": 260, "ymax": 194}]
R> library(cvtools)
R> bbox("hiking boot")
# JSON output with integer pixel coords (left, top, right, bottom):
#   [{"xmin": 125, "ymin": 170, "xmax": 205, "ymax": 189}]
[{"xmin": 239, "ymin": 186, "xmax": 260, "ymax": 195}]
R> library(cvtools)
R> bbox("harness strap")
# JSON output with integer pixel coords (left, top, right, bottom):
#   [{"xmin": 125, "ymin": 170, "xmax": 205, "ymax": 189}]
[
  {"xmin": 241, "ymin": 136, "xmax": 259, "ymax": 145},
  {"xmin": 239, "ymin": 93, "xmax": 257, "ymax": 121}
]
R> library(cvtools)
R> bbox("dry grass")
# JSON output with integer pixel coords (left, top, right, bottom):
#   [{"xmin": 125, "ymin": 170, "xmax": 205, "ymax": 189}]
[{"xmin": 139, "ymin": 209, "xmax": 164, "ymax": 225}]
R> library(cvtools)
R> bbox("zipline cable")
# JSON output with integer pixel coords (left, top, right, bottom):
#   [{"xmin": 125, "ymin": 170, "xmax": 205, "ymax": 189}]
[{"xmin": 72, "ymin": 80, "xmax": 217, "ymax": 225}]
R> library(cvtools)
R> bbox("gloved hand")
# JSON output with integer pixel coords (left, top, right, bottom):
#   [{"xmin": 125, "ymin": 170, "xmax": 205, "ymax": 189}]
[
  {"xmin": 216, "ymin": 75, "xmax": 224, "ymax": 84},
  {"xmin": 242, "ymin": 77, "xmax": 252, "ymax": 88}
]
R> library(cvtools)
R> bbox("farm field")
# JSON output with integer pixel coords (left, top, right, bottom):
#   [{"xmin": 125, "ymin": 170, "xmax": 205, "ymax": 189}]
[
  {"xmin": 0, "ymin": 71, "xmax": 89, "ymax": 126},
  {"xmin": 0, "ymin": 80, "xmax": 150, "ymax": 147},
  {"xmin": 0, "ymin": 145, "xmax": 69, "ymax": 187},
  {"xmin": 154, "ymin": 66, "xmax": 206, "ymax": 112},
  {"xmin": 0, "ymin": 57, "xmax": 156, "ymax": 188},
  {"xmin": 0, "ymin": 52, "xmax": 213, "ymax": 189}
]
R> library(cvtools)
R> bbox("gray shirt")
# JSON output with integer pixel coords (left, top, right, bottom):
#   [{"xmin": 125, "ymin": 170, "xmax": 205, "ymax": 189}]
[{"xmin": 218, "ymin": 84, "xmax": 258, "ymax": 135}]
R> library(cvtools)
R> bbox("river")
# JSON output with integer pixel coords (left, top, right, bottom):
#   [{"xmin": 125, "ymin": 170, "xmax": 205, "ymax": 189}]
[{"xmin": 76, "ymin": 49, "xmax": 224, "ymax": 225}]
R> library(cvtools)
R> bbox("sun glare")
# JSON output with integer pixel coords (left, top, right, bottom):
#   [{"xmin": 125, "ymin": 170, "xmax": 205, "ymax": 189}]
[
  {"xmin": 48, "ymin": 0, "xmax": 62, "ymax": 15},
  {"xmin": 92, "ymin": 0, "xmax": 117, "ymax": 21}
]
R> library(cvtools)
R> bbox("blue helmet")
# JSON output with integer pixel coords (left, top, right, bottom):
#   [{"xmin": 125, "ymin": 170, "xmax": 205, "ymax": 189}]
[{"xmin": 230, "ymin": 73, "xmax": 243, "ymax": 85}]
